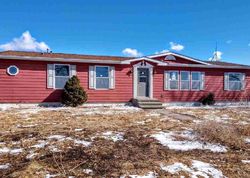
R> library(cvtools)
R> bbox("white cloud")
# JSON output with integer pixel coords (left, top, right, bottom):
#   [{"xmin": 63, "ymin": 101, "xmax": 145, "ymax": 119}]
[
  {"xmin": 226, "ymin": 40, "xmax": 232, "ymax": 44},
  {"xmin": 122, "ymin": 48, "xmax": 142, "ymax": 57},
  {"xmin": 0, "ymin": 31, "xmax": 50, "ymax": 52},
  {"xmin": 169, "ymin": 42, "xmax": 184, "ymax": 51},
  {"xmin": 209, "ymin": 51, "xmax": 223, "ymax": 61},
  {"xmin": 155, "ymin": 49, "xmax": 169, "ymax": 54}
]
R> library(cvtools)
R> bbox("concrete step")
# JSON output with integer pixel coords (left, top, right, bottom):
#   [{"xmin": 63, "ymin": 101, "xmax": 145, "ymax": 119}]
[
  {"xmin": 131, "ymin": 98, "xmax": 163, "ymax": 109},
  {"xmin": 137, "ymin": 104, "xmax": 164, "ymax": 109}
]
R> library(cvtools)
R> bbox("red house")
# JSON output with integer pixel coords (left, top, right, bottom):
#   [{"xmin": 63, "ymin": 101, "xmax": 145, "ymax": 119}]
[{"xmin": 0, "ymin": 50, "xmax": 249, "ymax": 106}]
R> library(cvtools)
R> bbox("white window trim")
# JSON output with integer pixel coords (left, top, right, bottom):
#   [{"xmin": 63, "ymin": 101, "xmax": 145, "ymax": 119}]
[
  {"xmin": 168, "ymin": 70, "xmax": 179, "ymax": 91},
  {"xmin": 191, "ymin": 72, "xmax": 201, "ymax": 91},
  {"xmin": 227, "ymin": 72, "xmax": 245, "ymax": 91},
  {"xmin": 94, "ymin": 65, "xmax": 110, "ymax": 90},
  {"xmin": 7, "ymin": 65, "xmax": 19, "ymax": 76},
  {"xmin": 180, "ymin": 71, "xmax": 190, "ymax": 90},
  {"xmin": 54, "ymin": 64, "xmax": 71, "ymax": 89}
]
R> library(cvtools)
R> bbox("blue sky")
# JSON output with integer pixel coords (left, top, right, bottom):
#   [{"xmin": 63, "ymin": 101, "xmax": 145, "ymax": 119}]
[{"xmin": 0, "ymin": 0, "xmax": 250, "ymax": 64}]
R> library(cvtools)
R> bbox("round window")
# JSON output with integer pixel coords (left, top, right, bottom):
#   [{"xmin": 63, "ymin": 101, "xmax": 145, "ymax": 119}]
[{"xmin": 7, "ymin": 65, "xmax": 19, "ymax": 76}]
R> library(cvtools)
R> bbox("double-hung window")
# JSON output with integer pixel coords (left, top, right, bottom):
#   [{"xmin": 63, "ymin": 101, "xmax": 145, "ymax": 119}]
[
  {"xmin": 225, "ymin": 73, "xmax": 245, "ymax": 91},
  {"xmin": 95, "ymin": 66, "xmax": 110, "ymax": 89},
  {"xmin": 169, "ymin": 71, "xmax": 179, "ymax": 90},
  {"xmin": 54, "ymin": 64, "xmax": 70, "ymax": 89},
  {"xmin": 180, "ymin": 71, "xmax": 190, "ymax": 90},
  {"xmin": 191, "ymin": 72, "xmax": 202, "ymax": 90}
]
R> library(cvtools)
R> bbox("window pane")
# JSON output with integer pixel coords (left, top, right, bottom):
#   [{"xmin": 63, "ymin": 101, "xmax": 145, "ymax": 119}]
[
  {"xmin": 170, "ymin": 81, "xmax": 178, "ymax": 89},
  {"xmin": 229, "ymin": 82, "xmax": 241, "ymax": 90},
  {"xmin": 169, "ymin": 72, "xmax": 178, "ymax": 81},
  {"xmin": 192, "ymin": 81, "xmax": 200, "ymax": 90},
  {"xmin": 192, "ymin": 72, "xmax": 200, "ymax": 81},
  {"xmin": 96, "ymin": 67, "xmax": 109, "ymax": 77},
  {"xmin": 55, "ymin": 77, "xmax": 69, "ymax": 88},
  {"xmin": 55, "ymin": 65, "xmax": 70, "ymax": 76},
  {"xmin": 229, "ymin": 73, "xmax": 242, "ymax": 81},
  {"xmin": 96, "ymin": 78, "xmax": 109, "ymax": 89},
  {"xmin": 181, "ymin": 81, "xmax": 190, "ymax": 90},
  {"xmin": 181, "ymin": 72, "xmax": 189, "ymax": 80}
]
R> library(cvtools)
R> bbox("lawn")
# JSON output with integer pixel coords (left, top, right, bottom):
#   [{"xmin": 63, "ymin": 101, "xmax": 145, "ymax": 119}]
[{"xmin": 0, "ymin": 105, "xmax": 249, "ymax": 178}]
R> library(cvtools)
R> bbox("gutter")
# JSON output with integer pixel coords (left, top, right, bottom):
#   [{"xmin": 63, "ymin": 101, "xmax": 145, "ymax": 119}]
[{"xmin": 0, "ymin": 55, "xmax": 250, "ymax": 70}]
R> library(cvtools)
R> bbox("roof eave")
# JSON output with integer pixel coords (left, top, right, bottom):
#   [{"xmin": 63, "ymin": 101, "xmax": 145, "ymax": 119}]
[{"xmin": 0, "ymin": 55, "xmax": 123, "ymax": 64}]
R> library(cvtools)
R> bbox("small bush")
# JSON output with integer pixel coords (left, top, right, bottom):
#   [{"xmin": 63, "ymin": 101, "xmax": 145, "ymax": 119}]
[
  {"xmin": 200, "ymin": 92, "xmax": 215, "ymax": 105},
  {"xmin": 195, "ymin": 121, "xmax": 246, "ymax": 150},
  {"xmin": 62, "ymin": 76, "xmax": 88, "ymax": 107}
]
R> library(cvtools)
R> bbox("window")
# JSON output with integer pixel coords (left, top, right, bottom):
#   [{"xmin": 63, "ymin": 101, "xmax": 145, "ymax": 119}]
[
  {"xmin": 226, "ymin": 73, "xmax": 245, "ymax": 91},
  {"xmin": 192, "ymin": 72, "xmax": 202, "ymax": 90},
  {"xmin": 165, "ymin": 70, "xmax": 204, "ymax": 91},
  {"xmin": 54, "ymin": 64, "xmax": 70, "ymax": 89},
  {"xmin": 169, "ymin": 71, "xmax": 179, "ymax": 90},
  {"xmin": 180, "ymin": 71, "xmax": 190, "ymax": 90},
  {"xmin": 96, "ymin": 66, "xmax": 110, "ymax": 89},
  {"xmin": 7, "ymin": 65, "xmax": 19, "ymax": 76}
]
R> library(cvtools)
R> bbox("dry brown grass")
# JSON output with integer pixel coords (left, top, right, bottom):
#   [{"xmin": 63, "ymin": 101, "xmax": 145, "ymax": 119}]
[
  {"xmin": 195, "ymin": 121, "xmax": 247, "ymax": 150},
  {"xmin": 0, "ymin": 106, "xmax": 250, "ymax": 177}
]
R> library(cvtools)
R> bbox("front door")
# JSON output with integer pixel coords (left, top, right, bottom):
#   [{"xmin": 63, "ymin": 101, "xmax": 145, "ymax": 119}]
[{"xmin": 137, "ymin": 68, "xmax": 149, "ymax": 97}]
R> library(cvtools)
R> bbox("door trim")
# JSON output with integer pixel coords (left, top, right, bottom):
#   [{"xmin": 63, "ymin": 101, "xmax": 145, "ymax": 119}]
[{"xmin": 133, "ymin": 62, "xmax": 153, "ymax": 98}]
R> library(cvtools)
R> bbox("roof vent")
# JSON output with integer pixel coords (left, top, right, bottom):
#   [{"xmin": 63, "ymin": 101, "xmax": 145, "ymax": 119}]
[{"xmin": 164, "ymin": 55, "xmax": 176, "ymax": 61}]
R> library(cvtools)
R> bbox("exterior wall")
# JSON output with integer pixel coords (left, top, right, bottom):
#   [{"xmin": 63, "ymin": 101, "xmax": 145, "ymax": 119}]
[
  {"xmin": 0, "ymin": 58, "xmax": 250, "ymax": 103},
  {"xmin": 153, "ymin": 66, "xmax": 250, "ymax": 102},
  {"xmin": 0, "ymin": 59, "xmax": 133, "ymax": 103}
]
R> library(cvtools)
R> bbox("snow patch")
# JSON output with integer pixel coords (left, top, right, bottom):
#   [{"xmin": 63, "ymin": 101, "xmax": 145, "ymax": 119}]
[
  {"xmin": 0, "ymin": 163, "xmax": 11, "ymax": 169},
  {"xmin": 0, "ymin": 147, "xmax": 23, "ymax": 155},
  {"xmin": 74, "ymin": 139, "xmax": 92, "ymax": 147},
  {"xmin": 101, "ymin": 131, "xmax": 124, "ymax": 142},
  {"xmin": 121, "ymin": 171, "xmax": 157, "ymax": 178},
  {"xmin": 151, "ymin": 131, "xmax": 227, "ymax": 152},
  {"xmin": 83, "ymin": 169, "xmax": 93, "ymax": 174},
  {"xmin": 242, "ymin": 160, "xmax": 250, "ymax": 164},
  {"xmin": 245, "ymin": 138, "xmax": 250, "ymax": 143},
  {"xmin": 161, "ymin": 160, "xmax": 226, "ymax": 178}
]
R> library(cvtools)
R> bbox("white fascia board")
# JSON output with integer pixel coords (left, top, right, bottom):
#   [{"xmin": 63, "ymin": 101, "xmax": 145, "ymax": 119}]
[
  {"xmin": 0, "ymin": 55, "xmax": 122, "ymax": 64},
  {"xmin": 158, "ymin": 63, "xmax": 250, "ymax": 69},
  {"xmin": 147, "ymin": 52, "xmax": 211, "ymax": 66},
  {"xmin": 121, "ymin": 57, "xmax": 166, "ymax": 65}
]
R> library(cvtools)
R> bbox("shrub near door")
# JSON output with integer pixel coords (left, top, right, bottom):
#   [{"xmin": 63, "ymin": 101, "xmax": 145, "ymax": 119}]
[{"xmin": 62, "ymin": 76, "xmax": 88, "ymax": 107}]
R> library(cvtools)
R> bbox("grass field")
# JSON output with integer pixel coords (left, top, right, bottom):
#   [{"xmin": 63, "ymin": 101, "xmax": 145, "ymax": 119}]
[{"xmin": 0, "ymin": 105, "xmax": 249, "ymax": 178}]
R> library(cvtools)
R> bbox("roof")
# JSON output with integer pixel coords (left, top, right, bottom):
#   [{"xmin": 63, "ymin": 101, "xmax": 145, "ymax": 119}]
[
  {"xmin": 0, "ymin": 50, "xmax": 249, "ymax": 69},
  {"xmin": 205, "ymin": 61, "xmax": 250, "ymax": 68},
  {"xmin": 0, "ymin": 50, "xmax": 131, "ymax": 61}
]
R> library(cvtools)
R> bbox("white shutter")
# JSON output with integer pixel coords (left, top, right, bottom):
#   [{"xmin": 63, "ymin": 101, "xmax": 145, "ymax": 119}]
[
  {"xmin": 109, "ymin": 66, "xmax": 115, "ymax": 89},
  {"xmin": 224, "ymin": 73, "xmax": 229, "ymax": 90},
  {"xmin": 47, "ymin": 64, "xmax": 54, "ymax": 88},
  {"xmin": 70, "ymin": 65, "xmax": 77, "ymax": 76},
  {"xmin": 164, "ymin": 71, "xmax": 169, "ymax": 90},
  {"xmin": 89, "ymin": 66, "xmax": 95, "ymax": 89},
  {"xmin": 200, "ymin": 72, "xmax": 205, "ymax": 90},
  {"xmin": 242, "ymin": 73, "xmax": 246, "ymax": 90}
]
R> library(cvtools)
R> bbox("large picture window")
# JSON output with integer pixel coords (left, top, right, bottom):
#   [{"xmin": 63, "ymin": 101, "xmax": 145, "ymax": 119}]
[
  {"xmin": 165, "ymin": 70, "xmax": 204, "ymax": 91},
  {"xmin": 169, "ymin": 71, "xmax": 179, "ymax": 90},
  {"xmin": 180, "ymin": 71, "xmax": 190, "ymax": 90},
  {"xmin": 96, "ymin": 66, "xmax": 110, "ymax": 89},
  {"xmin": 55, "ymin": 64, "xmax": 70, "ymax": 89},
  {"xmin": 227, "ymin": 73, "xmax": 245, "ymax": 91}
]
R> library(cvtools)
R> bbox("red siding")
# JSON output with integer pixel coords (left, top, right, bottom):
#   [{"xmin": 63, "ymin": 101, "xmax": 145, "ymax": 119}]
[
  {"xmin": 154, "ymin": 67, "xmax": 250, "ymax": 102},
  {"xmin": 0, "ymin": 59, "xmax": 133, "ymax": 103},
  {"xmin": 0, "ymin": 59, "xmax": 249, "ymax": 103}
]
